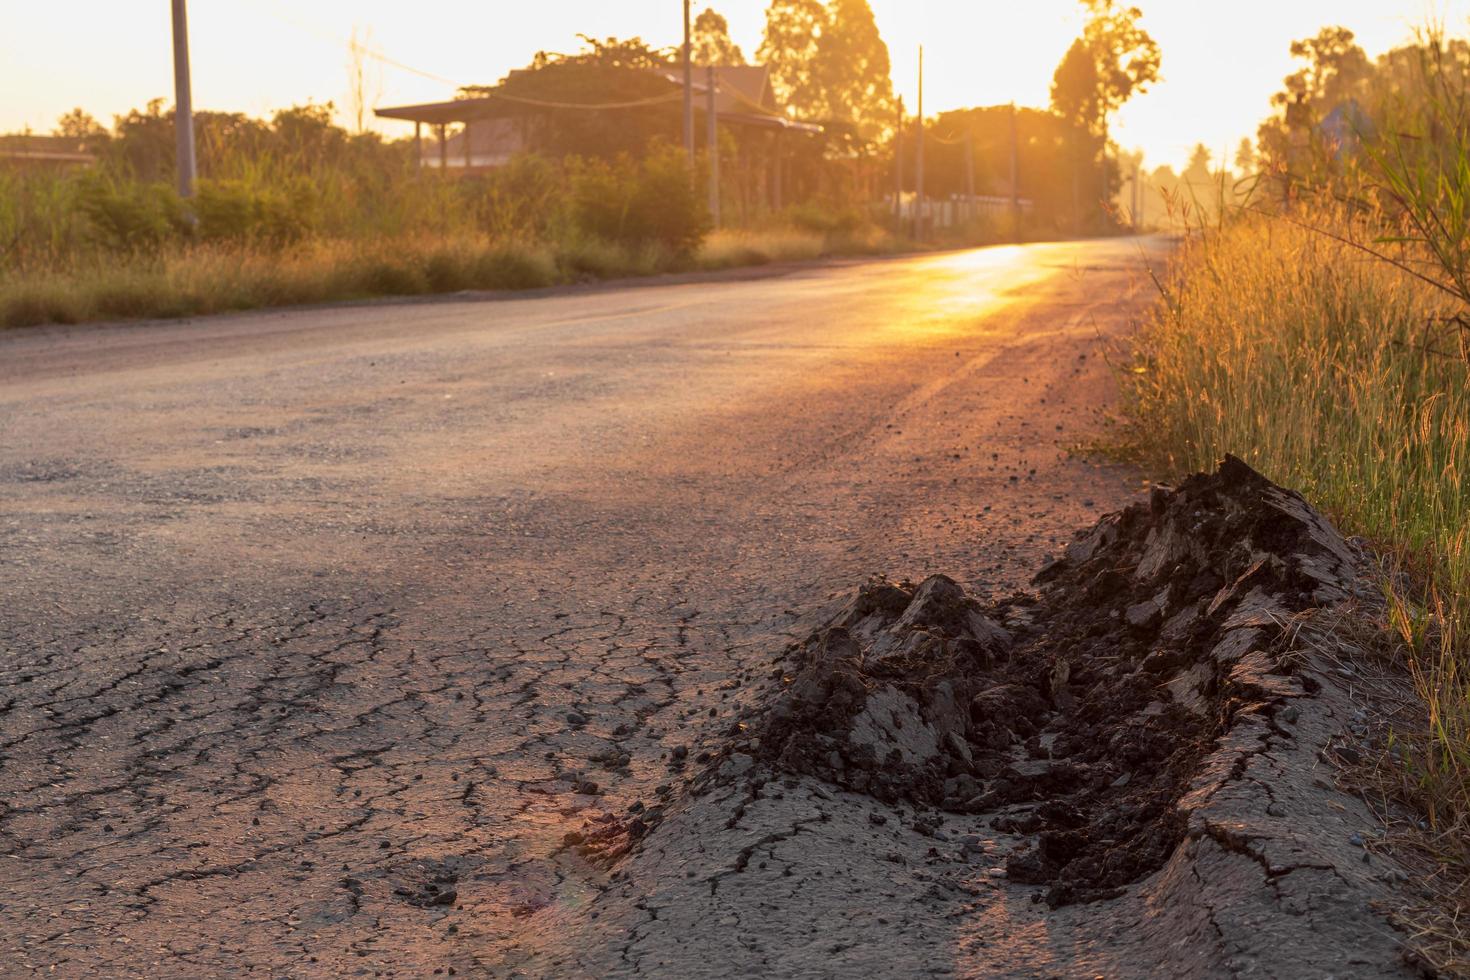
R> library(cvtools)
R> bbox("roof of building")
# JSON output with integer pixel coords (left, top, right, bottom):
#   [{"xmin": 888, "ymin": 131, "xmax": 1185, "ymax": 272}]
[
  {"xmin": 0, "ymin": 134, "xmax": 96, "ymax": 165},
  {"xmin": 376, "ymin": 63, "xmax": 820, "ymax": 135}
]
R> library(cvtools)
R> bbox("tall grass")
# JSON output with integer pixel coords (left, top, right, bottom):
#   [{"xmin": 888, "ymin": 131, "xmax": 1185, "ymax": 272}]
[
  {"xmin": 1126, "ymin": 211, "xmax": 1468, "ymax": 610},
  {"xmin": 1, "ymin": 137, "xmax": 947, "ymax": 327},
  {"xmin": 1122, "ymin": 205, "xmax": 1470, "ymax": 963}
]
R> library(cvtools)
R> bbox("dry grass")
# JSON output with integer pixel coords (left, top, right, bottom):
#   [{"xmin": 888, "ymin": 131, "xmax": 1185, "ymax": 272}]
[
  {"xmin": 1120, "ymin": 208, "xmax": 1470, "ymax": 970},
  {"xmin": 697, "ymin": 227, "xmax": 827, "ymax": 268},
  {"xmin": 0, "ymin": 222, "xmax": 922, "ymax": 329},
  {"xmin": 0, "ymin": 235, "xmax": 568, "ymax": 327}
]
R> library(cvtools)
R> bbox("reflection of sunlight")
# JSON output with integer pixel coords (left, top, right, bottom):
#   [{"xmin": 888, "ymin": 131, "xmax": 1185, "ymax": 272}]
[
  {"xmin": 924, "ymin": 244, "xmax": 1029, "ymax": 273},
  {"xmin": 868, "ymin": 242, "xmax": 1080, "ymax": 341}
]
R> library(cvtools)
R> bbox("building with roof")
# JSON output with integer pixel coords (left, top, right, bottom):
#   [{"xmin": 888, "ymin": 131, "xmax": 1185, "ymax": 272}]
[
  {"xmin": 0, "ymin": 134, "xmax": 96, "ymax": 170},
  {"xmin": 376, "ymin": 64, "xmax": 818, "ymax": 172},
  {"xmin": 374, "ymin": 63, "xmax": 821, "ymax": 218}
]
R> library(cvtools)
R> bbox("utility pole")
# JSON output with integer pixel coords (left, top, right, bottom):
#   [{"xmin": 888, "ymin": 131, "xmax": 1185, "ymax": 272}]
[
  {"xmin": 913, "ymin": 45, "xmax": 924, "ymax": 241},
  {"xmin": 1009, "ymin": 102, "xmax": 1021, "ymax": 241},
  {"xmin": 1129, "ymin": 161, "xmax": 1137, "ymax": 230},
  {"xmin": 963, "ymin": 130, "xmax": 975, "ymax": 226},
  {"xmin": 171, "ymin": 0, "xmax": 197, "ymax": 199},
  {"xmin": 707, "ymin": 65, "xmax": 720, "ymax": 227},
  {"xmin": 893, "ymin": 98, "xmax": 904, "ymax": 225},
  {"xmin": 682, "ymin": 0, "xmax": 694, "ymax": 166},
  {"xmin": 1135, "ymin": 162, "xmax": 1144, "ymax": 230}
]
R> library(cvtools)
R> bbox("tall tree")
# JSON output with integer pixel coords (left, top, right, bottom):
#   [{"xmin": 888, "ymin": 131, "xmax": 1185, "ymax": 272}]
[
  {"xmin": 1052, "ymin": 0, "xmax": 1160, "ymax": 137},
  {"xmin": 692, "ymin": 8, "xmax": 746, "ymax": 66},
  {"xmin": 812, "ymin": 0, "xmax": 895, "ymax": 142},
  {"xmin": 1050, "ymin": 1, "xmax": 1159, "ymax": 228},
  {"xmin": 757, "ymin": 0, "xmax": 827, "ymax": 117},
  {"xmin": 1234, "ymin": 137, "xmax": 1256, "ymax": 175},
  {"xmin": 1256, "ymin": 27, "xmax": 1371, "ymax": 179},
  {"xmin": 55, "ymin": 108, "xmax": 107, "ymax": 141},
  {"xmin": 1050, "ymin": 39, "xmax": 1102, "ymax": 133},
  {"xmin": 1181, "ymin": 143, "xmax": 1212, "ymax": 186}
]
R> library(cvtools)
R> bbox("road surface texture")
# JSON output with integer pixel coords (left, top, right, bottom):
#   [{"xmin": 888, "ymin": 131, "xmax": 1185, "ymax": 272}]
[{"xmin": 0, "ymin": 236, "xmax": 1342, "ymax": 978}]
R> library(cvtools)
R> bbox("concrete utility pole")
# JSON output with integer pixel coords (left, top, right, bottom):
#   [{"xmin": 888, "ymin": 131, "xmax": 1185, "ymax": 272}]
[
  {"xmin": 893, "ymin": 98, "xmax": 904, "ymax": 225},
  {"xmin": 963, "ymin": 130, "xmax": 975, "ymax": 225},
  {"xmin": 170, "ymin": 0, "xmax": 197, "ymax": 198},
  {"xmin": 682, "ymin": 0, "xmax": 694, "ymax": 166},
  {"xmin": 707, "ymin": 65, "xmax": 720, "ymax": 227},
  {"xmin": 1134, "ymin": 162, "xmax": 1144, "ymax": 230},
  {"xmin": 913, "ymin": 45, "xmax": 924, "ymax": 241},
  {"xmin": 1009, "ymin": 101, "xmax": 1020, "ymax": 241}
]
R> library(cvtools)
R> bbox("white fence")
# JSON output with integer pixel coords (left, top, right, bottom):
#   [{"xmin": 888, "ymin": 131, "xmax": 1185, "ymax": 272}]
[{"xmin": 887, "ymin": 193, "xmax": 1034, "ymax": 229}]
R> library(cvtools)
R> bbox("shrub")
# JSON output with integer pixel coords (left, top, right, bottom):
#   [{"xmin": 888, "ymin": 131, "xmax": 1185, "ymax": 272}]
[
  {"xmin": 567, "ymin": 145, "xmax": 710, "ymax": 255},
  {"xmin": 474, "ymin": 246, "xmax": 556, "ymax": 289},
  {"xmin": 477, "ymin": 154, "xmax": 564, "ymax": 240},
  {"xmin": 194, "ymin": 178, "xmax": 318, "ymax": 246},
  {"xmin": 783, "ymin": 201, "xmax": 868, "ymax": 238},
  {"xmin": 74, "ymin": 173, "xmax": 188, "ymax": 253}
]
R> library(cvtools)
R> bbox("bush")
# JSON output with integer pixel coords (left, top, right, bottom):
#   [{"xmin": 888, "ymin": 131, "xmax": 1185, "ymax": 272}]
[
  {"xmin": 476, "ymin": 154, "xmax": 563, "ymax": 240},
  {"xmin": 474, "ymin": 246, "xmax": 556, "ymax": 289},
  {"xmin": 567, "ymin": 144, "xmax": 710, "ymax": 255},
  {"xmin": 783, "ymin": 201, "xmax": 868, "ymax": 238},
  {"xmin": 194, "ymin": 178, "xmax": 318, "ymax": 246},
  {"xmin": 74, "ymin": 173, "xmax": 188, "ymax": 253}
]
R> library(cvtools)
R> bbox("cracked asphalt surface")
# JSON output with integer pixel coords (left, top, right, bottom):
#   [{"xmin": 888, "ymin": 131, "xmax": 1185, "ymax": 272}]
[{"xmin": 0, "ymin": 238, "xmax": 1164, "ymax": 977}]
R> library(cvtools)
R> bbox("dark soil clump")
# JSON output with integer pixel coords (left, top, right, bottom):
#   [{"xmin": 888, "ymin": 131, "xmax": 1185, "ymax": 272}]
[{"xmin": 739, "ymin": 456, "xmax": 1360, "ymax": 905}]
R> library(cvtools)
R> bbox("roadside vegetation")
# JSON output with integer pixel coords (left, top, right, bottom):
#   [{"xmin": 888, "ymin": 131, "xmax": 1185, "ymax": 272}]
[
  {"xmin": 0, "ymin": 121, "xmax": 864, "ymax": 328},
  {"xmin": 1121, "ymin": 27, "xmax": 1470, "ymax": 969},
  {"xmin": 0, "ymin": 2, "xmax": 1157, "ymax": 329}
]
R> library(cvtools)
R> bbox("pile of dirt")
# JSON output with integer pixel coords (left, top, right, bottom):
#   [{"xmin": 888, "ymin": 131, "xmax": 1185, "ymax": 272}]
[{"xmin": 724, "ymin": 455, "xmax": 1359, "ymax": 906}]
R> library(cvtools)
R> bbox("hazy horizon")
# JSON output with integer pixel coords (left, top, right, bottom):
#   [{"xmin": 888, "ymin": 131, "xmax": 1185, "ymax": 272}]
[{"xmin": 4, "ymin": 0, "xmax": 1467, "ymax": 171}]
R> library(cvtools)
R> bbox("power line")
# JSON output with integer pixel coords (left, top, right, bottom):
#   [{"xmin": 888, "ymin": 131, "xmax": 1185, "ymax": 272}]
[
  {"xmin": 230, "ymin": 0, "xmax": 464, "ymax": 87},
  {"xmin": 459, "ymin": 88, "xmax": 688, "ymax": 111},
  {"xmin": 233, "ymin": 0, "xmax": 703, "ymax": 113}
]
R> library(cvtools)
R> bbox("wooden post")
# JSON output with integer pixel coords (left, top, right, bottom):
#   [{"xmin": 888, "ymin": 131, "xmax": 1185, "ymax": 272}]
[
  {"xmin": 463, "ymin": 120, "xmax": 472, "ymax": 170},
  {"xmin": 414, "ymin": 121, "xmax": 423, "ymax": 171},
  {"xmin": 437, "ymin": 124, "xmax": 447, "ymax": 172}
]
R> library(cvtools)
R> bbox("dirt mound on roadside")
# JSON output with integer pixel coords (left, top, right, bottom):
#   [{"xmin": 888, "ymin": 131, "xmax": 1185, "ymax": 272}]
[{"xmin": 733, "ymin": 455, "xmax": 1359, "ymax": 906}]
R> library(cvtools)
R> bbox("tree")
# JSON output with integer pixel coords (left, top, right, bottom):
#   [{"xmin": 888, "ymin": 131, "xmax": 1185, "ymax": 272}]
[
  {"xmin": 1278, "ymin": 27, "xmax": 1371, "ymax": 110},
  {"xmin": 1050, "ymin": 39, "xmax": 1102, "ymax": 133},
  {"xmin": 1234, "ymin": 137, "xmax": 1256, "ymax": 175},
  {"xmin": 1257, "ymin": 27, "xmax": 1371, "ymax": 182},
  {"xmin": 55, "ymin": 108, "xmax": 106, "ymax": 141},
  {"xmin": 1049, "ymin": 1, "xmax": 1159, "ymax": 230},
  {"xmin": 1181, "ymin": 143, "xmax": 1211, "ymax": 186},
  {"xmin": 459, "ymin": 37, "xmax": 680, "ymax": 161},
  {"xmin": 1082, "ymin": 0, "xmax": 1160, "ymax": 128},
  {"xmin": 1052, "ymin": 0, "xmax": 1160, "ymax": 138},
  {"xmin": 812, "ymin": 0, "xmax": 895, "ymax": 142},
  {"xmin": 757, "ymin": 0, "xmax": 827, "ymax": 118},
  {"xmin": 692, "ymin": 8, "xmax": 745, "ymax": 66}
]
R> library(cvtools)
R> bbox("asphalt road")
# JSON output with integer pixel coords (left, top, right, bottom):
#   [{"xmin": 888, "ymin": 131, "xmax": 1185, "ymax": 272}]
[{"xmin": 0, "ymin": 237, "xmax": 1165, "ymax": 976}]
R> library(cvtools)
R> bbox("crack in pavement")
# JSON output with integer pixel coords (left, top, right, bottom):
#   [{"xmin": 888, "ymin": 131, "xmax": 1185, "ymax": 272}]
[{"xmin": 0, "ymin": 240, "xmax": 1166, "ymax": 976}]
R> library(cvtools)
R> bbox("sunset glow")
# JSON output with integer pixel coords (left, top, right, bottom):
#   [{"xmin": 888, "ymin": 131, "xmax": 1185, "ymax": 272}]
[{"xmin": 5, "ymin": 0, "xmax": 1469, "ymax": 168}]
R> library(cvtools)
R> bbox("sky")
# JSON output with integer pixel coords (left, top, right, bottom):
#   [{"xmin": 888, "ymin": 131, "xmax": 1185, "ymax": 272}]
[{"xmin": 3, "ymin": 1, "xmax": 1467, "ymax": 170}]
